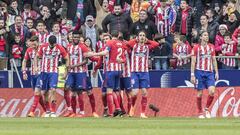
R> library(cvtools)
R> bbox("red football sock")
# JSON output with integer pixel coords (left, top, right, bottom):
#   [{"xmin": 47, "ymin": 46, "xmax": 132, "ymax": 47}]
[
  {"xmin": 102, "ymin": 95, "xmax": 107, "ymax": 108},
  {"xmin": 117, "ymin": 93, "xmax": 125, "ymax": 112},
  {"xmin": 78, "ymin": 94, "xmax": 84, "ymax": 112},
  {"xmin": 107, "ymin": 93, "xmax": 114, "ymax": 115},
  {"xmin": 141, "ymin": 96, "xmax": 147, "ymax": 113},
  {"xmin": 127, "ymin": 97, "xmax": 132, "ymax": 114},
  {"xmin": 44, "ymin": 101, "xmax": 50, "ymax": 112},
  {"xmin": 88, "ymin": 94, "xmax": 96, "ymax": 113},
  {"xmin": 71, "ymin": 96, "xmax": 77, "ymax": 113},
  {"xmin": 64, "ymin": 90, "xmax": 71, "ymax": 107},
  {"xmin": 206, "ymin": 95, "xmax": 214, "ymax": 109},
  {"xmin": 30, "ymin": 95, "xmax": 40, "ymax": 112},
  {"xmin": 132, "ymin": 96, "xmax": 137, "ymax": 107},
  {"xmin": 113, "ymin": 92, "xmax": 120, "ymax": 110},
  {"xmin": 39, "ymin": 96, "xmax": 46, "ymax": 112},
  {"xmin": 50, "ymin": 100, "xmax": 57, "ymax": 113},
  {"xmin": 197, "ymin": 97, "xmax": 203, "ymax": 113}
]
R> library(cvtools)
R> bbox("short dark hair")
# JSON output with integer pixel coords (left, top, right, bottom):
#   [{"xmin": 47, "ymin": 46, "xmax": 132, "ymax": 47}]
[
  {"xmin": 224, "ymin": 32, "xmax": 231, "ymax": 38},
  {"xmin": 111, "ymin": 30, "xmax": 119, "ymax": 38},
  {"xmin": 48, "ymin": 35, "xmax": 57, "ymax": 45},
  {"xmin": 72, "ymin": 30, "xmax": 80, "ymax": 35},
  {"xmin": 36, "ymin": 20, "xmax": 46, "ymax": 26},
  {"xmin": 30, "ymin": 36, "xmax": 39, "ymax": 42}
]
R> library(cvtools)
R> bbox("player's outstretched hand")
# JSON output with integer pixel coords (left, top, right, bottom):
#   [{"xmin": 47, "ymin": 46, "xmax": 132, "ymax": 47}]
[
  {"xmin": 23, "ymin": 73, "xmax": 28, "ymax": 80},
  {"xmin": 190, "ymin": 76, "xmax": 196, "ymax": 84}
]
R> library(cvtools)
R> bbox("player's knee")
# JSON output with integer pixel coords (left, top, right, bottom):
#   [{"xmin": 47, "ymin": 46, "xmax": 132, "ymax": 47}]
[{"xmin": 197, "ymin": 91, "xmax": 203, "ymax": 97}]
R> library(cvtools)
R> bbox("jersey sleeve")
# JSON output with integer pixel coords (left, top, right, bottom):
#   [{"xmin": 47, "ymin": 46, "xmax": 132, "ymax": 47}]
[
  {"xmin": 127, "ymin": 39, "xmax": 136, "ymax": 48},
  {"xmin": 58, "ymin": 45, "xmax": 68, "ymax": 58},
  {"xmin": 23, "ymin": 48, "xmax": 30, "ymax": 60},
  {"xmin": 148, "ymin": 40, "xmax": 159, "ymax": 50},
  {"xmin": 192, "ymin": 45, "xmax": 198, "ymax": 56}
]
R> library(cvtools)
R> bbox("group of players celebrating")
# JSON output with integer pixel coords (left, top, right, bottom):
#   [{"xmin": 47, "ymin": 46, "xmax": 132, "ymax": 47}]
[{"xmin": 22, "ymin": 29, "xmax": 219, "ymax": 119}]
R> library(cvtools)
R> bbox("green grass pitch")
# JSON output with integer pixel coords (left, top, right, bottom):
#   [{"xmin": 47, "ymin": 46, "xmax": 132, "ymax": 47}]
[{"xmin": 0, "ymin": 117, "xmax": 240, "ymax": 135}]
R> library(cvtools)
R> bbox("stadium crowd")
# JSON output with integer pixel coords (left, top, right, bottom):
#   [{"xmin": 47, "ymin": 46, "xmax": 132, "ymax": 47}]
[{"xmin": 0, "ymin": 0, "xmax": 239, "ymax": 70}]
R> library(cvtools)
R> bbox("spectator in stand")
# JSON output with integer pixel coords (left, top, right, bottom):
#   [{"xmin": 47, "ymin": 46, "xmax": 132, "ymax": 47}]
[
  {"xmin": 35, "ymin": 6, "xmax": 55, "ymax": 30},
  {"xmin": 219, "ymin": 32, "xmax": 237, "ymax": 69},
  {"xmin": 130, "ymin": 0, "xmax": 151, "ymax": 23},
  {"xmin": 94, "ymin": 0, "xmax": 110, "ymax": 29},
  {"xmin": 25, "ymin": 17, "xmax": 36, "ymax": 36},
  {"xmin": 236, "ymin": 32, "xmax": 240, "ymax": 69},
  {"xmin": 173, "ymin": 34, "xmax": 192, "ymax": 69},
  {"xmin": 193, "ymin": 15, "xmax": 218, "ymax": 44},
  {"xmin": 102, "ymin": 4, "xmax": 133, "ymax": 40},
  {"xmin": 47, "ymin": 22, "xmax": 67, "ymax": 47},
  {"xmin": 11, "ymin": 33, "xmax": 23, "ymax": 69},
  {"xmin": 130, "ymin": 10, "xmax": 157, "ymax": 40},
  {"xmin": 225, "ymin": 13, "xmax": 240, "ymax": 34},
  {"xmin": 21, "ymin": 3, "xmax": 37, "ymax": 21},
  {"xmin": 0, "ymin": 18, "xmax": 9, "ymax": 57},
  {"xmin": 8, "ymin": 0, "xmax": 21, "ymax": 26},
  {"xmin": 153, "ymin": 0, "xmax": 176, "ymax": 45},
  {"xmin": 215, "ymin": 24, "xmax": 228, "ymax": 55},
  {"xmin": 175, "ymin": 0, "xmax": 195, "ymax": 43},
  {"xmin": 35, "ymin": 20, "xmax": 49, "ymax": 44},
  {"xmin": 80, "ymin": 15, "xmax": 101, "ymax": 51},
  {"xmin": 32, "ymin": 0, "xmax": 62, "ymax": 17},
  {"xmin": 66, "ymin": 0, "xmax": 95, "ymax": 25},
  {"xmin": 0, "ymin": 2, "xmax": 8, "ymax": 22},
  {"xmin": 151, "ymin": 33, "xmax": 171, "ymax": 70},
  {"xmin": 188, "ymin": 0, "xmax": 204, "ymax": 28},
  {"xmin": 205, "ymin": 9, "xmax": 219, "ymax": 44},
  {"xmin": 9, "ymin": 15, "xmax": 30, "ymax": 52}
]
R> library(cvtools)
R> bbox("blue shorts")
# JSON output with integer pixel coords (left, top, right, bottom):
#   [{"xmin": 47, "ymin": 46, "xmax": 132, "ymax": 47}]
[
  {"xmin": 131, "ymin": 72, "xmax": 150, "ymax": 89},
  {"xmin": 105, "ymin": 71, "xmax": 121, "ymax": 91},
  {"xmin": 65, "ymin": 72, "xmax": 87, "ymax": 91},
  {"xmin": 120, "ymin": 77, "xmax": 132, "ymax": 91},
  {"xmin": 101, "ymin": 73, "xmax": 107, "ymax": 93},
  {"xmin": 195, "ymin": 70, "xmax": 215, "ymax": 90},
  {"xmin": 36, "ymin": 72, "xmax": 58, "ymax": 91},
  {"xmin": 85, "ymin": 76, "xmax": 93, "ymax": 91},
  {"xmin": 31, "ymin": 75, "xmax": 40, "ymax": 90}
]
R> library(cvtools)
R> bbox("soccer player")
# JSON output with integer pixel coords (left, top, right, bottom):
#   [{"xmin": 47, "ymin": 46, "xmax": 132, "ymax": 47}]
[
  {"xmin": 22, "ymin": 36, "xmax": 48, "ymax": 117},
  {"xmin": 35, "ymin": 35, "xmax": 69, "ymax": 117},
  {"xmin": 190, "ymin": 31, "xmax": 219, "ymax": 119},
  {"xmin": 93, "ymin": 33, "xmax": 112, "ymax": 116},
  {"xmin": 86, "ymin": 31, "xmax": 127, "ymax": 117},
  {"xmin": 34, "ymin": 20, "xmax": 48, "ymax": 44},
  {"xmin": 127, "ymin": 31, "xmax": 159, "ymax": 118}
]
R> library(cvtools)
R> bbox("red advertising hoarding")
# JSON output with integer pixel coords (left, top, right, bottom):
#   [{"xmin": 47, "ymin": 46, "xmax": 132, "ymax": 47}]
[{"xmin": 0, "ymin": 87, "xmax": 239, "ymax": 117}]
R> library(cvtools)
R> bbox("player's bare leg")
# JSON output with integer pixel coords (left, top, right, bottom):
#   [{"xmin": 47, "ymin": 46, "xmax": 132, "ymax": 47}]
[
  {"xmin": 118, "ymin": 90, "xmax": 126, "ymax": 116},
  {"xmin": 86, "ymin": 90, "xmax": 99, "ymax": 118},
  {"xmin": 205, "ymin": 86, "xmax": 215, "ymax": 118},
  {"xmin": 197, "ymin": 90, "xmax": 204, "ymax": 118},
  {"xmin": 140, "ymin": 88, "xmax": 148, "ymax": 118},
  {"xmin": 68, "ymin": 91, "xmax": 77, "ymax": 117}
]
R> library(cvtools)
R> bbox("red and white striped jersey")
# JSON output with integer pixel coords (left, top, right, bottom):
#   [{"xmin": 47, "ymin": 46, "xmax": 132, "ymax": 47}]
[
  {"xmin": 173, "ymin": 42, "xmax": 192, "ymax": 66},
  {"xmin": 121, "ymin": 49, "xmax": 131, "ymax": 77},
  {"xmin": 96, "ymin": 41, "xmax": 106, "ymax": 52},
  {"xmin": 127, "ymin": 39, "xmax": 159, "ymax": 72},
  {"xmin": 38, "ymin": 43, "xmax": 67, "ymax": 73},
  {"xmin": 67, "ymin": 43, "xmax": 90, "ymax": 73},
  {"xmin": 192, "ymin": 44, "xmax": 216, "ymax": 72},
  {"xmin": 24, "ymin": 47, "xmax": 41, "ymax": 75},
  {"xmin": 35, "ymin": 32, "xmax": 49, "ymax": 44},
  {"xmin": 105, "ymin": 40, "xmax": 127, "ymax": 72},
  {"xmin": 94, "ymin": 47, "xmax": 109, "ymax": 73},
  {"xmin": 221, "ymin": 43, "xmax": 237, "ymax": 67}
]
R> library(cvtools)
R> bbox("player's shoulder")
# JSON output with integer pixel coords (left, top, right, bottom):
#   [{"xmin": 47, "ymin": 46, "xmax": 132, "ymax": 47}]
[
  {"xmin": 208, "ymin": 43, "xmax": 215, "ymax": 48},
  {"xmin": 26, "ymin": 47, "xmax": 33, "ymax": 52}
]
